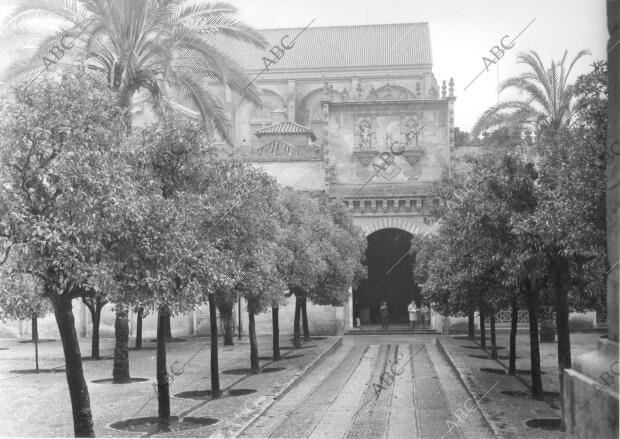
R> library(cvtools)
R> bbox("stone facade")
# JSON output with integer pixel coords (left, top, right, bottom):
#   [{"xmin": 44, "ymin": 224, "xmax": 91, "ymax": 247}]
[
  {"xmin": 1, "ymin": 23, "xmax": 455, "ymax": 339},
  {"xmin": 208, "ymin": 22, "xmax": 454, "ymax": 332}
]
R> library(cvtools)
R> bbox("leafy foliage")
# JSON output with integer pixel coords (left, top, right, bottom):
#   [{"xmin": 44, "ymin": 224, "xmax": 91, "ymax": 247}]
[{"xmin": 0, "ymin": 70, "xmax": 132, "ymax": 301}]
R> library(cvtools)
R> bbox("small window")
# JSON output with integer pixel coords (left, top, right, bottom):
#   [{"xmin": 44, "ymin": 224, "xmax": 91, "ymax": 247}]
[
  {"xmin": 376, "ymin": 200, "xmax": 383, "ymax": 209},
  {"xmin": 387, "ymin": 200, "xmax": 395, "ymax": 209},
  {"xmin": 433, "ymin": 199, "xmax": 440, "ymax": 207},
  {"xmin": 398, "ymin": 200, "xmax": 406, "ymax": 209},
  {"xmin": 410, "ymin": 199, "xmax": 417, "ymax": 208},
  {"xmin": 364, "ymin": 200, "xmax": 372, "ymax": 210},
  {"xmin": 353, "ymin": 200, "xmax": 360, "ymax": 209}
]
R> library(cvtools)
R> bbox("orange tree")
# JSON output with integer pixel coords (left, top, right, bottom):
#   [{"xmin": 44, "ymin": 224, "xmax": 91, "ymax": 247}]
[
  {"xmin": 303, "ymin": 197, "xmax": 366, "ymax": 339},
  {"xmin": 0, "ymin": 269, "xmax": 50, "ymax": 369},
  {"xmin": 0, "ymin": 70, "xmax": 133, "ymax": 436},
  {"xmin": 218, "ymin": 167, "xmax": 285, "ymax": 374},
  {"xmin": 119, "ymin": 115, "xmax": 235, "ymax": 426}
]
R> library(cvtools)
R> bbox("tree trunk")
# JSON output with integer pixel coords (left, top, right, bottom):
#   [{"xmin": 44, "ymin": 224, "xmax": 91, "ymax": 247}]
[
  {"xmin": 83, "ymin": 297, "xmax": 104, "ymax": 360},
  {"xmin": 32, "ymin": 314, "xmax": 39, "ymax": 371},
  {"xmin": 539, "ymin": 306, "xmax": 556, "ymax": 342},
  {"xmin": 468, "ymin": 306, "xmax": 476, "ymax": 339},
  {"xmin": 31, "ymin": 314, "xmax": 38, "ymax": 342},
  {"xmin": 91, "ymin": 308, "xmax": 101, "ymax": 360},
  {"xmin": 238, "ymin": 299, "xmax": 242, "ymax": 341},
  {"xmin": 165, "ymin": 313, "xmax": 172, "ymax": 340},
  {"xmin": 525, "ymin": 282, "xmax": 543, "ymax": 397},
  {"xmin": 113, "ymin": 304, "xmax": 130, "ymax": 383},
  {"xmin": 220, "ymin": 302, "xmax": 234, "ymax": 346},
  {"xmin": 490, "ymin": 307, "xmax": 497, "ymax": 360},
  {"xmin": 293, "ymin": 294, "xmax": 301, "ymax": 348},
  {"xmin": 479, "ymin": 306, "xmax": 486, "ymax": 349},
  {"xmin": 135, "ymin": 307, "xmax": 143, "ymax": 350},
  {"xmin": 208, "ymin": 294, "xmax": 220, "ymax": 395},
  {"xmin": 272, "ymin": 307, "xmax": 281, "ymax": 361},
  {"xmin": 156, "ymin": 306, "xmax": 170, "ymax": 430},
  {"xmin": 509, "ymin": 299, "xmax": 518, "ymax": 375},
  {"xmin": 301, "ymin": 297, "xmax": 310, "ymax": 341},
  {"xmin": 552, "ymin": 257, "xmax": 572, "ymax": 431},
  {"xmin": 51, "ymin": 293, "xmax": 95, "ymax": 437},
  {"xmin": 248, "ymin": 304, "xmax": 259, "ymax": 375}
]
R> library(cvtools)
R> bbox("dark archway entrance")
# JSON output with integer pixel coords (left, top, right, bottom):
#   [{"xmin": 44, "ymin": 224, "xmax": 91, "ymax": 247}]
[{"xmin": 353, "ymin": 228, "xmax": 419, "ymax": 324}]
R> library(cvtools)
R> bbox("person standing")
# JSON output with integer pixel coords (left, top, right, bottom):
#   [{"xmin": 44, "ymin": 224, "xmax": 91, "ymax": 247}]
[
  {"xmin": 380, "ymin": 301, "xmax": 389, "ymax": 329},
  {"xmin": 421, "ymin": 303, "xmax": 429, "ymax": 328},
  {"xmin": 408, "ymin": 301, "xmax": 418, "ymax": 329}
]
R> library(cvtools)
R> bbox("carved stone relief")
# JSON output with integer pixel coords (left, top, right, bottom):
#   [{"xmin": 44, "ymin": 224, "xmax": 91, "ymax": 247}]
[{"xmin": 355, "ymin": 117, "xmax": 376, "ymax": 151}]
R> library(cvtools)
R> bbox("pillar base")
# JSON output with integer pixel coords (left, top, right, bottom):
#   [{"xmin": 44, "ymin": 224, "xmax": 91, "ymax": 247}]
[{"xmin": 564, "ymin": 337, "xmax": 619, "ymax": 438}]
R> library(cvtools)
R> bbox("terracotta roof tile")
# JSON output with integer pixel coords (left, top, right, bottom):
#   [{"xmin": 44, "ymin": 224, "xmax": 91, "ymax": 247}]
[
  {"xmin": 217, "ymin": 22, "xmax": 432, "ymax": 71},
  {"xmin": 254, "ymin": 121, "xmax": 316, "ymax": 140}
]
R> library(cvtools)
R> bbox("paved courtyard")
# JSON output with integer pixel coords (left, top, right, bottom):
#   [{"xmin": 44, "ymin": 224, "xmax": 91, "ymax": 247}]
[
  {"xmin": 0, "ymin": 331, "xmax": 602, "ymax": 438},
  {"xmin": 243, "ymin": 334, "xmax": 493, "ymax": 438}
]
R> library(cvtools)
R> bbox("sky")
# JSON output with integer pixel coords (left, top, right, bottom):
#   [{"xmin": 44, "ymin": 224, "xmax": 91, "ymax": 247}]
[{"xmin": 0, "ymin": 0, "xmax": 608, "ymax": 131}]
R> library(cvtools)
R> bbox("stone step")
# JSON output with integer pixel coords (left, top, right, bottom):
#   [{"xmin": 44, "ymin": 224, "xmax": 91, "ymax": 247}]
[{"xmin": 346, "ymin": 329, "xmax": 440, "ymax": 335}]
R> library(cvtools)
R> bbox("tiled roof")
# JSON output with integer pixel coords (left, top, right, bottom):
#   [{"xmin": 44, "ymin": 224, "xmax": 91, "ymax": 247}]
[
  {"xmin": 254, "ymin": 121, "xmax": 316, "ymax": 140},
  {"xmin": 255, "ymin": 137, "xmax": 295, "ymax": 153},
  {"xmin": 216, "ymin": 22, "xmax": 432, "ymax": 71}
]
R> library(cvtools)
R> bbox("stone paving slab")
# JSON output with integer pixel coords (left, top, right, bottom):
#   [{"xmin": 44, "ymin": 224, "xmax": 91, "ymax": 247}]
[
  {"xmin": 242, "ymin": 342, "xmax": 355, "ymax": 438},
  {"xmin": 269, "ymin": 345, "xmax": 367, "ymax": 438},
  {"xmin": 425, "ymin": 344, "xmax": 493, "ymax": 439},
  {"xmin": 437, "ymin": 335, "xmax": 566, "ymax": 439},
  {"xmin": 385, "ymin": 345, "xmax": 419, "ymax": 439},
  {"xmin": 0, "ymin": 335, "xmax": 340, "ymax": 437},
  {"xmin": 180, "ymin": 338, "xmax": 342, "ymax": 438},
  {"xmin": 309, "ymin": 345, "xmax": 378, "ymax": 439},
  {"xmin": 242, "ymin": 337, "xmax": 492, "ymax": 439}
]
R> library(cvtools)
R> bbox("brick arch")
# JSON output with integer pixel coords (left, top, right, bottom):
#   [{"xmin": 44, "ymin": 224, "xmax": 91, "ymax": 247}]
[{"xmin": 361, "ymin": 218, "xmax": 428, "ymax": 237}]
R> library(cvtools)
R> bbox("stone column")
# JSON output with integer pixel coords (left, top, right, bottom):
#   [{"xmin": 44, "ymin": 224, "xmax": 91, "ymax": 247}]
[
  {"xmin": 287, "ymin": 79, "xmax": 296, "ymax": 121},
  {"xmin": 334, "ymin": 306, "xmax": 344, "ymax": 336},
  {"xmin": 563, "ymin": 2, "xmax": 620, "ymax": 437},
  {"xmin": 423, "ymin": 72, "xmax": 432, "ymax": 98}
]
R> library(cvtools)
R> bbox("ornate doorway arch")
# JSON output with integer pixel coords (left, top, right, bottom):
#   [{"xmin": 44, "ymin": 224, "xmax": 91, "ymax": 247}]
[
  {"xmin": 354, "ymin": 227, "xmax": 419, "ymax": 325},
  {"xmin": 360, "ymin": 217, "xmax": 429, "ymax": 237}
]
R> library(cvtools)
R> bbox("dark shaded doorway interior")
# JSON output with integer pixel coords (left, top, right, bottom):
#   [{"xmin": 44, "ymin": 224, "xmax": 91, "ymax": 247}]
[{"xmin": 353, "ymin": 228, "xmax": 419, "ymax": 324}]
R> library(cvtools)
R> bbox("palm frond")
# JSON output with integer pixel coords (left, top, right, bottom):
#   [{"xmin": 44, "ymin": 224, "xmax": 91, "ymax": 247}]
[
  {"xmin": 561, "ymin": 49, "xmax": 591, "ymax": 94},
  {"xmin": 182, "ymin": 15, "xmax": 267, "ymax": 49},
  {"xmin": 516, "ymin": 51, "xmax": 553, "ymax": 103},
  {"xmin": 500, "ymin": 77, "xmax": 551, "ymax": 114},
  {"xmin": 174, "ymin": 72, "xmax": 232, "ymax": 145},
  {"xmin": 167, "ymin": 31, "xmax": 262, "ymax": 106},
  {"xmin": 1, "ymin": 25, "xmax": 86, "ymax": 81},
  {"xmin": 166, "ymin": 1, "xmax": 238, "ymax": 22},
  {"xmin": 4, "ymin": 0, "xmax": 89, "ymax": 28},
  {"xmin": 4, "ymin": 0, "xmax": 265, "ymax": 130},
  {"xmin": 144, "ymin": 80, "xmax": 177, "ymax": 120},
  {"xmin": 471, "ymin": 100, "xmax": 540, "ymax": 136}
]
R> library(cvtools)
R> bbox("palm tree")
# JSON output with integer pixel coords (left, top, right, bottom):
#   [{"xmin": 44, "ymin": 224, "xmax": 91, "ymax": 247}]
[
  {"xmin": 472, "ymin": 50, "xmax": 590, "ymax": 148},
  {"xmin": 2, "ymin": 0, "xmax": 267, "ymax": 144}
]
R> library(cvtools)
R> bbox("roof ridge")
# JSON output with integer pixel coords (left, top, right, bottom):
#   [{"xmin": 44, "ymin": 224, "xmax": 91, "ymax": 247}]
[
  {"xmin": 258, "ymin": 22, "xmax": 429, "ymax": 32},
  {"xmin": 255, "ymin": 121, "xmax": 312, "ymax": 132}
]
